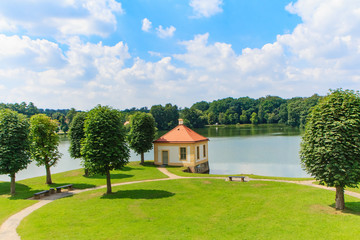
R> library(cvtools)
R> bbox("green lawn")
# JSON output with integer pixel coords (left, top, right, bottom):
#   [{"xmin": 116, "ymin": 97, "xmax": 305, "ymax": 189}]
[
  {"xmin": 18, "ymin": 179, "xmax": 360, "ymax": 240},
  {"xmin": 0, "ymin": 161, "xmax": 168, "ymax": 225},
  {"xmin": 166, "ymin": 166, "xmax": 314, "ymax": 181}
]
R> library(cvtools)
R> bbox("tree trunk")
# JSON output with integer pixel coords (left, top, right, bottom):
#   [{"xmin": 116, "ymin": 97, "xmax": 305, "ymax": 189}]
[
  {"xmin": 141, "ymin": 152, "xmax": 144, "ymax": 165},
  {"xmin": 45, "ymin": 164, "xmax": 52, "ymax": 184},
  {"xmin": 106, "ymin": 169, "xmax": 112, "ymax": 194},
  {"xmin": 335, "ymin": 186, "xmax": 345, "ymax": 210},
  {"xmin": 10, "ymin": 173, "xmax": 16, "ymax": 196},
  {"xmin": 84, "ymin": 168, "xmax": 89, "ymax": 177}
]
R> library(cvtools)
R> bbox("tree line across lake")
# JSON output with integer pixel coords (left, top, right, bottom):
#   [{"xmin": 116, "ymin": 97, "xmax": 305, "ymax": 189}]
[{"xmin": 0, "ymin": 94, "xmax": 322, "ymax": 132}]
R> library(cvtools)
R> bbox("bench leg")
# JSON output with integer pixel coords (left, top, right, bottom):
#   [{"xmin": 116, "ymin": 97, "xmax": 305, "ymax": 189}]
[
  {"xmin": 56, "ymin": 189, "xmax": 61, "ymax": 193},
  {"xmin": 229, "ymin": 177, "xmax": 232, "ymax": 181},
  {"xmin": 34, "ymin": 195, "xmax": 40, "ymax": 199},
  {"xmin": 241, "ymin": 178, "xmax": 245, "ymax": 182},
  {"xmin": 68, "ymin": 186, "xmax": 73, "ymax": 191}
]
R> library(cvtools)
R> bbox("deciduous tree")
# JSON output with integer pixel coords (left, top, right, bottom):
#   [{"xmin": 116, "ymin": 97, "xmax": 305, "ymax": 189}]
[
  {"xmin": 81, "ymin": 105, "xmax": 130, "ymax": 194},
  {"xmin": 300, "ymin": 89, "xmax": 360, "ymax": 210},
  {"xmin": 128, "ymin": 112, "xmax": 156, "ymax": 164},
  {"xmin": 29, "ymin": 114, "xmax": 61, "ymax": 184},
  {"xmin": 68, "ymin": 112, "xmax": 88, "ymax": 175},
  {"xmin": 0, "ymin": 109, "xmax": 30, "ymax": 195}
]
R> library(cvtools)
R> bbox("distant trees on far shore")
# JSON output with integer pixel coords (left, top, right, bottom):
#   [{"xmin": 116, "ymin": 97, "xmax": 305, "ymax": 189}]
[{"xmin": 0, "ymin": 94, "xmax": 323, "ymax": 132}]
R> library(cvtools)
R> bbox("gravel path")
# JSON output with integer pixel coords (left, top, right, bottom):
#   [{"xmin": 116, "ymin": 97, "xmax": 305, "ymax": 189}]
[{"xmin": 1, "ymin": 167, "xmax": 360, "ymax": 240}]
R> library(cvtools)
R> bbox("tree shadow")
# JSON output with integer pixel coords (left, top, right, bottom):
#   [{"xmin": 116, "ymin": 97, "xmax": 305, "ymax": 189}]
[
  {"xmin": 119, "ymin": 166, "xmax": 143, "ymax": 171},
  {"xmin": 85, "ymin": 173, "xmax": 134, "ymax": 180},
  {"xmin": 101, "ymin": 189, "xmax": 175, "ymax": 200},
  {"xmin": 329, "ymin": 202, "xmax": 360, "ymax": 216},
  {"xmin": 49, "ymin": 183, "xmax": 96, "ymax": 190},
  {"xmin": 0, "ymin": 181, "xmax": 97, "ymax": 200},
  {"xmin": 0, "ymin": 182, "xmax": 33, "ymax": 199}
]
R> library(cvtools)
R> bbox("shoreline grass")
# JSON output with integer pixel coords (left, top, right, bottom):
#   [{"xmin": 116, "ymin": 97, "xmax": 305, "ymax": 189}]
[{"xmin": 165, "ymin": 166, "xmax": 314, "ymax": 181}]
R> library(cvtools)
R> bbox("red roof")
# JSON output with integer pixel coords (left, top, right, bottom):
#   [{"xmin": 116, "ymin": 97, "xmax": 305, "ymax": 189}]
[{"xmin": 154, "ymin": 124, "xmax": 209, "ymax": 143}]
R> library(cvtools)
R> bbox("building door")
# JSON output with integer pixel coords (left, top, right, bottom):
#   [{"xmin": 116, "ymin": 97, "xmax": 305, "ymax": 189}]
[{"xmin": 162, "ymin": 151, "xmax": 169, "ymax": 165}]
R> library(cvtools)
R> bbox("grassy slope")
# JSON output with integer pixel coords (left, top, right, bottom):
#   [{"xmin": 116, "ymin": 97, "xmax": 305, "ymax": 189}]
[
  {"xmin": 0, "ymin": 161, "xmax": 167, "ymax": 225},
  {"xmin": 18, "ymin": 179, "xmax": 360, "ymax": 240},
  {"xmin": 166, "ymin": 166, "xmax": 314, "ymax": 181}
]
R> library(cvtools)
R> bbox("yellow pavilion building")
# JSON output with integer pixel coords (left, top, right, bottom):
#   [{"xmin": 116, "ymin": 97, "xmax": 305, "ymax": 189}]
[{"xmin": 153, "ymin": 119, "xmax": 209, "ymax": 173}]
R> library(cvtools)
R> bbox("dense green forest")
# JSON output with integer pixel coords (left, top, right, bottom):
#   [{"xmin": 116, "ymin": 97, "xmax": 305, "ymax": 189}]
[{"xmin": 0, "ymin": 94, "xmax": 322, "ymax": 132}]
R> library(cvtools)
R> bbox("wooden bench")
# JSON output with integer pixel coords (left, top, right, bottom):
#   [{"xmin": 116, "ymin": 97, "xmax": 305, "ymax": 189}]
[
  {"xmin": 228, "ymin": 176, "xmax": 246, "ymax": 182},
  {"xmin": 34, "ymin": 190, "xmax": 50, "ymax": 199},
  {"xmin": 56, "ymin": 184, "xmax": 73, "ymax": 193}
]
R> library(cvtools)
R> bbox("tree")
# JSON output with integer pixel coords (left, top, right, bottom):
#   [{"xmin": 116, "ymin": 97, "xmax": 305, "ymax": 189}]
[
  {"xmin": 81, "ymin": 105, "xmax": 130, "ymax": 194},
  {"xmin": 128, "ymin": 112, "xmax": 156, "ymax": 165},
  {"xmin": 250, "ymin": 112, "xmax": 259, "ymax": 125},
  {"xmin": 66, "ymin": 108, "xmax": 77, "ymax": 127},
  {"xmin": 29, "ymin": 114, "xmax": 62, "ymax": 184},
  {"xmin": 150, "ymin": 104, "xmax": 179, "ymax": 130},
  {"xmin": 68, "ymin": 112, "xmax": 88, "ymax": 175},
  {"xmin": 0, "ymin": 109, "xmax": 30, "ymax": 195},
  {"xmin": 191, "ymin": 101, "xmax": 210, "ymax": 112},
  {"xmin": 239, "ymin": 110, "xmax": 248, "ymax": 124},
  {"xmin": 181, "ymin": 108, "xmax": 207, "ymax": 128},
  {"xmin": 300, "ymin": 89, "xmax": 360, "ymax": 210}
]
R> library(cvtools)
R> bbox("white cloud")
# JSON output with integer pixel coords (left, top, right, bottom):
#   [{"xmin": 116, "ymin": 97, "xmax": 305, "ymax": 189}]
[
  {"xmin": 141, "ymin": 18, "xmax": 152, "ymax": 32},
  {"xmin": 189, "ymin": 0, "xmax": 223, "ymax": 18},
  {"xmin": 156, "ymin": 25, "xmax": 176, "ymax": 38},
  {"xmin": 0, "ymin": 0, "xmax": 123, "ymax": 39},
  {"xmin": 1, "ymin": 0, "xmax": 360, "ymax": 109},
  {"xmin": 170, "ymin": 0, "xmax": 360, "ymax": 99}
]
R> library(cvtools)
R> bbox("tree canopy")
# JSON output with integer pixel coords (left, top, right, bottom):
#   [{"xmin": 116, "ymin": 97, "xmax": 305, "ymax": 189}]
[
  {"xmin": 0, "ymin": 109, "xmax": 30, "ymax": 195},
  {"xmin": 29, "ymin": 114, "xmax": 61, "ymax": 184},
  {"xmin": 81, "ymin": 105, "xmax": 130, "ymax": 194},
  {"xmin": 300, "ymin": 89, "xmax": 360, "ymax": 210},
  {"xmin": 69, "ymin": 112, "xmax": 87, "ymax": 159},
  {"xmin": 68, "ymin": 112, "xmax": 88, "ymax": 175},
  {"xmin": 128, "ymin": 112, "xmax": 156, "ymax": 164}
]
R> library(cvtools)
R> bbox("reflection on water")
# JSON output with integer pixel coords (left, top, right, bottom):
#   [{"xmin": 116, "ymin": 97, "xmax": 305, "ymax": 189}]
[{"xmin": 0, "ymin": 124, "xmax": 308, "ymax": 181}]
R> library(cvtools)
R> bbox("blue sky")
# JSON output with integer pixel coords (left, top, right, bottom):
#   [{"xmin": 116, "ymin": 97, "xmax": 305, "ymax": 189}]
[{"xmin": 0, "ymin": 0, "xmax": 359, "ymax": 110}]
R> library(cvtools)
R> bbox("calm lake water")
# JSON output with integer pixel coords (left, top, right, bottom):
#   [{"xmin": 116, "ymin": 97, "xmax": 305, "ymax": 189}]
[{"xmin": 0, "ymin": 124, "xmax": 308, "ymax": 181}]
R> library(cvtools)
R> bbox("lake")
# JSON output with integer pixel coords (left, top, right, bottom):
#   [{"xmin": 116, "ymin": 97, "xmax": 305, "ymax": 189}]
[{"xmin": 0, "ymin": 124, "xmax": 308, "ymax": 181}]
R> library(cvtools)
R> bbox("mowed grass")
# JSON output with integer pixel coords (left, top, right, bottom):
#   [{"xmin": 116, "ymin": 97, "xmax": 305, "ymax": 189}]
[
  {"xmin": 18, "ymin": 179, "xmax": 360, "ymax": 240},
  {"xmin": 0, "ymin": 161, "xmax": 167, "ymax": 225},
  {"xmin": 166, "ymin": 166, "xmax": 314, "ymax": 181}
]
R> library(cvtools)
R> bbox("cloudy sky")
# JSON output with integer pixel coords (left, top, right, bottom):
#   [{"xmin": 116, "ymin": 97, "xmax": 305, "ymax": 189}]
[{"xmin": 0, "ymin": 0, "xmax": 359, "ymax": 110}]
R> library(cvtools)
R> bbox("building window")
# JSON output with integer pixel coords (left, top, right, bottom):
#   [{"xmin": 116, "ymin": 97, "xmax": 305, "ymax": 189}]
[
  {"xmin": 180, "ymin": 147, "xmax": 187, "ymax": 160},
  {"xmin": 197, "ymin": 146, "xmax": 200, "ymax": 160},
  {"xmin": 203, "ymin": 145, "xmax": 206, "ymax": 158}
]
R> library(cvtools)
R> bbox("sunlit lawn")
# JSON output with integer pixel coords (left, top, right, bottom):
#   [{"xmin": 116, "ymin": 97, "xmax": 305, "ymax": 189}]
[
  {"xmin": 18, "ymin": 179, "xmax": 360, "ymax": 240},
  {"xmin": 0, "ymin": 161, "xmax": 167, "ymax": 225},
  {"xmin": 166, "ymin": 166, "xmax": 314, "ymax": 181}
]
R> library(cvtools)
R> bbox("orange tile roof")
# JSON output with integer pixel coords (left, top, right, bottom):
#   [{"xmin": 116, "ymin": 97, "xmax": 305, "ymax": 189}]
[{"xmin": 154, "ymin": 124, "xmax": 209, "ymax": 143}]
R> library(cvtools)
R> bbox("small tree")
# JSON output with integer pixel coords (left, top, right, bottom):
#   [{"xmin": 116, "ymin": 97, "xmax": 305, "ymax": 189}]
[
  {"xmin": 128, "ymin": 112, "xmax": 156, "ymax": 164},
  {"xmin": 29, "ymin": 114, "xmax": 62, "ymax": 184},
  {"xmin": 250, "ymin": 112, "xmax": 258, "ymax": 125},
  {"xmin": 68, "ymin": 112, "xmax": 88, "ymax": 176},
  {"xmin": 300, "ymin": 89, "xmax": 360, "ymax": 210},
  {"xmin": 81, "ymin": 105, "xmax": 130, "ymax": 194},
  {"xmin": 0, "ymin": 109, "xmax": 30, "ymax": 195}
]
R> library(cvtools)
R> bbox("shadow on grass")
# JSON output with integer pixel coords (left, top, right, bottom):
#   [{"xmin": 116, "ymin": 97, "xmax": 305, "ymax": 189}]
[
  {"xmin": 85, "ymin": 173, "xmax": 134, "ymax": 180},
  {"xmin": 0, "ymin": 181, "xmax": 97, "ymax": 200},
  {"xmin": 329, "ymin": 202, "xmax": 360, "ymax": 216},
  {"xmin": 101, "ymin": 189, "xmax": 175, "ymax": 200},
  {"xmin": 49, "ymin": 183, "xmax": 96, "ymax": 190},
  {"xmin": 0, "ymin": 182, "xmax": 35, "ymax": 199}
]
